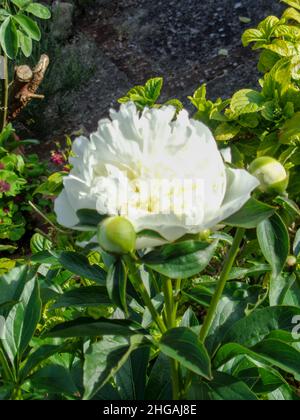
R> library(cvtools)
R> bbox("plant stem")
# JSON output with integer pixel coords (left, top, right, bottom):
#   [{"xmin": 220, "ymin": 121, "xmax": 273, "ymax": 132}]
[
  {"xmin": 1, "ymin": 52, "xmax": 8, "ymax": 130},
  {"xmin": 124, "ymin": 255, "xmax": 167, "ymax": 334},
  {"xmin": 199, "ymin": 227, "xmax": 245, "ymax": 342},
  {"xmin": 162, "ymin": 277, "xmax": 181, "ymax": 400},
  {"xmin": 162, "ymin": 278, "xmax": 174, "ymax": 329}
]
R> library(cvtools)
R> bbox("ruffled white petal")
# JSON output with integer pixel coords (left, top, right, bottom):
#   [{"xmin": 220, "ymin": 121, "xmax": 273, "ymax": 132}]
[
  {"xmin": 203, "ymin": 167, "xmax": 260, "ymax": 228},
  {"xmin": 54, "ymin": 190, "xmax": 79, "ymax": 228}
]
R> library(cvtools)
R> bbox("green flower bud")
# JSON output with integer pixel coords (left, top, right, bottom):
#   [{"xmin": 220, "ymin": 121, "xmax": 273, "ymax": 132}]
[
  {"xmin": 286, "ymin": 255, "xmax": 297, "ymax": 267},
  {"xmin": 249, "ymin": 156, "xmax": 288, "ymax": 194},
  {"xmin": 199, "ymin": 229, "xmax": 211, "ymax": 241},
  {"xmin": 97, "ymin": 216, "xmax": 136, "ymax": 255}
]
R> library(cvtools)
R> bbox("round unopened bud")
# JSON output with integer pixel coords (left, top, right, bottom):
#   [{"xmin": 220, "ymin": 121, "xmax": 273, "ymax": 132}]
[
  {"xmin": 249, "ymin": 157, "xmax": 288, "ymax": 194},
  {"xmin": 199, "ymin": 229, "xmax": 211, "ymax": 241},
  {"xmin": 286, "ymin": 255, "xmax": 297, "ymax": 267},
  {"xmin": 97, "ymin": 216, "xmax": 136, "ymax": 255}
]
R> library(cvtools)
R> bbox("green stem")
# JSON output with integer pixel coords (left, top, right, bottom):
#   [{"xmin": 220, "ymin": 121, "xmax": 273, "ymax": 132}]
[
  {"xmin": 124, "ymin": 255, "xmax": 167, "ymax": 334},
  {"xmin": 1, "ymin": 52, "xmax": 8, "ymax": 130},
  {"xmin": 199, "ymin": 227, "xmax": 245, "ymax": 342},
  {"xmin": 162, "ymin": 278, "xmax": 174, "ymax": 329},
  {"xmin": 162, "ymin": 277, "xmax": 181, "ymax": 400}
]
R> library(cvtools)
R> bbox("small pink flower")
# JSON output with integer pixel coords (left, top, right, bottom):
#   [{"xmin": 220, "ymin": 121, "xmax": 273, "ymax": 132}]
[
  {"xmin": 0, "ymin": 163, "xmax": 5, "ymax": 170},
  {"xmin": 50, "ymin": 151, "xmax": 65, "ymax": 166},
  {"xmin": 0, "ymin": 180, "xmax": 10, "ymax": 193}
]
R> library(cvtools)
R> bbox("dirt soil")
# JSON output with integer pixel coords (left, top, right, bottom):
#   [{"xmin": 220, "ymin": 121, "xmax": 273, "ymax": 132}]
[{"xmin": 25, "ymin": 0, "xmax": 285, "ymax": 145}]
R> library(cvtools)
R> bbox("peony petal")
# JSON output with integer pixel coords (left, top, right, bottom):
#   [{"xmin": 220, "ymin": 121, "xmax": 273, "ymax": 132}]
[
  {"xmin": 203, "ymin": 167, "xmax": 260, "ymax": 228},
  {"xmin": 54, "ymin": 190, "xmax": 79, "ymax": 228}
]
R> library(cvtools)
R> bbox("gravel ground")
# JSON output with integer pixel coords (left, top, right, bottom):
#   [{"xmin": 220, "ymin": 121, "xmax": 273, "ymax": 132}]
[{"xmin": 26, "ymin": 0, "xmax": 285, "ymax": 143}]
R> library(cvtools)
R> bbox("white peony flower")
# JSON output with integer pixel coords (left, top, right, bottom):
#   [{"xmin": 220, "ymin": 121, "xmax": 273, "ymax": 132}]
[{"xmin": 54, "ymin": 102, "xmax": 259, "ymax": 248}]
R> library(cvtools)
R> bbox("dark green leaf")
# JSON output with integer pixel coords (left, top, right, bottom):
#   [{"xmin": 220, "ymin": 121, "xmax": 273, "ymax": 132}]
[
  {"xmin": 222, "ymin": 306, "xmax": 300, "ymax": 347},
  {"xmin": 107, "ymin": 259, "xmax": 127, "ymax": 312},
  {"xmin": 142, "ymin": 240, "xmax": 218, "ymax": 279},
  {"xmin": 225, "ymin": 198, "xmax": 275, "ymax": 228},
  {"xmin": 52, "ymin": 286, "xmax": 111, "ymax": 309},
  {"xmin": 2, "ymin": 273, "xmax": 41, "ymax": 365},
  {"xmin": 75, "ymin": 209, "xmax": 107, "ymax": 230},
  {"xmin": 58, "ymin": 251, "xmax": 106, "ymax": 284},
  {"xmin": 83, "ymin": 335, "xmax": 144, "ymax": 400},
  {"xmin": 188, "ymin": 372, "xmax": 258, "ymax": 400},
  {"xmin": 159, "ymin": 327, "xmax": 212, "ymax": 379},
  {"xmin": 215, "ymin": 339, "xmax": 300, "ymax": 379},
  {"xmin": 47, "ymin": 317, "xmax": 145, "ymax": 338}
]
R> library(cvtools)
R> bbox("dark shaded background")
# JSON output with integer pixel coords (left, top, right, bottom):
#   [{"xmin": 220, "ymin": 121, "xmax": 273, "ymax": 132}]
[{"xmin": 24, "ymin": 0, "xmax": 284, "ymax": 142}]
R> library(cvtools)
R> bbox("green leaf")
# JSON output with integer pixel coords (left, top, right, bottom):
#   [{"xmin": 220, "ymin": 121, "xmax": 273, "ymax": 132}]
[
  {"xmin": 279, "ymin": 112, "xmax": 300, "ymax": 144},
  {"xmin": 222, "ymin": 306, "xmax": 300, "ymax": 347},
  {"xmin": 58, "ymin": 251, "xmax": 106, "ymax": 284},
  {"xmin": 47, "ymin": 317, "xmax": 145, "ymax": 338},
  {"xmin": 115, "ymin": 346, "xmax": 150, "ymax": 400},
  {"xmin": 214, "ymin": 123, "xmax": 240, "ymax": 141},
  {"xmin": 268, "ymin": 384, "xmax": 300, "ymax": 400},
  {"xmin": 159, "ymin": 327, "xmax": 212, "ymax": 379},
  {"xmin": 180, "ymin": 307, "xmax": 199, "ymax": 327},
  {"xmin": 2, "ymin": 271, "xmax": 41, "ymax": 365},
  {"xmin": 0, "ymin": 265, "xmax": 28, "ymax": 309},
  {"xmin": 144, "ymin": 77, "xmax": 163, "ymax": 102},
  {"xmin": 188, "ymin": 372, "xmax": 258, "ymax": 400},
  {"xmin": 26, "ymin": 3, "xmax": 51, "ymax": 19},
  {"xmin": 224, "ymin": 198, "xmax": 275, "ymax": 228},
  {"xmin": 20, "ymin": 344, "xmax": 66, "ymax": 381},
  {"xmin": 13, "ymin": 14, "xmax": 41, "ymax": 41},
  {"xmin": 205, "ymin": 283, "xmax": 266, "ymax": 354},
  {"xmin": 242, "ymin": 28, "xmax": 264, "ymax": 46},
  {"xmin": 215, "ymin": 339, "xmax": 300, "ymax": 379},
  {"xmin": 145, "ymin": 354, "xmax": 172, "ymax": 400},
  {"xmin": 293, "ymin": 228, "xmax": 300, "ymax": 257},
  {"xmin": 75, "ymin": 208, "xmax": 107, "ymax": 230},
  {"xmin": 230, "ymin": 89, "xmax": 265, "ymax": 115},
  {"xmin": 0, "ymin": 17, "xmax": 19, "ymax": 59},
  {"xmin": 257, "ymin": 213, "xmax": 289, "ymax": 279},
  {"xmin": 142, "ymin": 240, "xmax": 218, "ymax": 279},
  {"xmin": 29, "ymin": 364, "xmax": 78, "ymax": 396},
  {"xmin": 235, "ymin": 365, "xmax": 286, "ymax": 394},
  {"xmin": 262, "ymin": 58, "xmax": 292, "ymax": 99},
  {"xmin": 34, "ymin": 172, "xmax": 64, "ymax": 196},
  {"xmin": 83, "ymin": 335, "xmax": 143, "ymax": 400},
  {"xmin": 282, "ymin": 0, "xmax": 300, "ymax": 11},
  {"xmin": 107, "ymin": 259, "xmax": 127, "ymax": 312},
  {"xmin": 30, "ymin": 232, "xmax": 52, "ymax": 254},
  {"xmin": 52, "ymin": 286, "xmax": 111, "ymax": 309},
  {"xmin": 282, "ymin": 7, "xmax": 300, "ymax": 23},
  {"xmin": 263, "ymin": 40, "xmax": 292, "ymax": 57},
  {"xmin": 10, "ymin": 0, "xmax": 31, "ymax": 8},
  {"xmin": 18, "ymin": 30, "xmax": 32, "ymax": 57}
]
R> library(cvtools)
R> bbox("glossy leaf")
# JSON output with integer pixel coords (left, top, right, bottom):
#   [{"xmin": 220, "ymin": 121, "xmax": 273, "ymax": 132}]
[
  {"xmin": 159, "ymin": 327, "xmax": 212, "ymax": 379},
  {"xmin": 224, "ymin": 198, "xmax": 275, "ymax": 228},
  {"xmin": 142, "ymin": 240, "xmax": 218, "ymax": 279},
  {"xmin": 47, "ymin": 317, "xmax": 145, "ymax": 338},
  {"xmin": 52, "ymin": 286, "xmax": 111, "ymax": 309}
]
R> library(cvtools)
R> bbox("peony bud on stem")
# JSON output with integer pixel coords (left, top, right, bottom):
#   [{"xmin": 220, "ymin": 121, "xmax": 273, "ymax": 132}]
[
  {"xmin": 249, "ymin": 156, "xmax": 288, "ymax": 194},
  {"xmin": 97, "ymin": 216, "xmax": 136, "ymax": 255}
]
